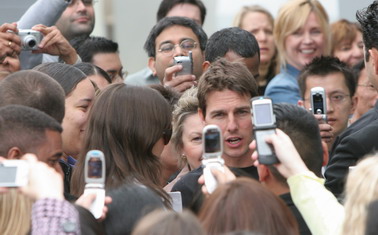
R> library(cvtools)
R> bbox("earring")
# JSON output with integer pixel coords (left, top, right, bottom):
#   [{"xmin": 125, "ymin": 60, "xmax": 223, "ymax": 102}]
[{"xmin": 181, "ymin": 154, "xmax": 187, "ymax": 160}]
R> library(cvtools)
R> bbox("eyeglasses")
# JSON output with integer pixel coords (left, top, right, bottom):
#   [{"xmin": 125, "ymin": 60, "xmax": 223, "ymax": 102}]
[
  {"xmin": 158, "ymin": 39, "xmax": 197, "ymax": 56},
  {"xmin": 69, "ymin": 0, "xmax": 96, "ymax": 6},
  {"xmin": 328, "ymin": 93, "xmax": 350, "ymax": 104},
  {"xmin": 305, "ymin": 93, "xmax": 350, "ymax": 105},
  {"xmin": 358, "ymin": 83, "xmax": 377, "ymax": 92},
  {"xmin": 107, "ymin": 70, "xmax": 128, "ymax": 82},
  {"xmin": 162, "ymin": 128, "xmax": 172, "ymax": 145}
]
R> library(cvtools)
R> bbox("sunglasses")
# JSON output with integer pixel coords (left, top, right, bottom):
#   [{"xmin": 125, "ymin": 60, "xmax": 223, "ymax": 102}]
[{"xmin": 162, "ymin": 129, "xmax": 172, "ymax": 145}]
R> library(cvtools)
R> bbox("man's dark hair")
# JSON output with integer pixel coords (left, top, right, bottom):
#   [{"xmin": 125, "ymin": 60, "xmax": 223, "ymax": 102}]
[
  {"xmin": 356, "ymin": 1, "xmax": 378, "ymax": 61},
  {"xmin": 205, "ymin": 27, "xmax": 260, "ymax": 63},
  {"xmin": 144, "ymin": 16, "xmax": 207, "ymax": 58},
  {"xmin": 197, "ymin": 58, "xmax": 258, "ymax": 117},
  {"xmin": 74, "ymin": 62, "xmax": 112, "ymax": 84},
  {"xmin": 157, "ymin": 0, "xmax": 207, "ymax": 25},
  {"xmin": 0, "ymin": 105, "xmax": 62, "ymax": 157},
  {"xmin": 298, "ymin": 56, "xmax": 356, "ymax": 99},
  {"xmin": 103, "ymin": 182, "xmax": 165, "ymax": 235},
  {"xmin": 71, "ymin": 36, "xmax": 119, "ymax": 63},
  {"xmin": 269, "ymin": 104, "xmax": 323, "ymax": 185},
  {"xmin": 0, "ymin": 70, "xmax": 65, "ymax": 123}
]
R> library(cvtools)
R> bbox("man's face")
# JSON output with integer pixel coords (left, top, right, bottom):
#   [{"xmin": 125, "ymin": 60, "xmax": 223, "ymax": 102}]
[
  {"xmin": 149, "ymin": 25, "xmax": 204, "ymax": 83},
  {"xmin": 303, "ymin": 73, "xmax": 354, "ymax": 137},
  {"xmin": 224, "ymin": 51, "xmax": 260, "ymax": 80},
  {"xmin": 55, "ymin": 0, "xmax": 95, "ymax": 40},
  {"xmin": 92, "ymin": 52, "xmax": 124, "ymax": 83},
  {"xmin": 200, "ymin": 89, "xmax": 253, "ymax": 168},
  {"xmin": 166, "ymin": 3, "xmax": 202, "ymax": 25},
  {"xmin": 354, "ymin": 67, "xmax": 378, "ymax": 118},
  {"xmin": 34, "ymin": 130, "xmax": 63, "ymax": 171}
]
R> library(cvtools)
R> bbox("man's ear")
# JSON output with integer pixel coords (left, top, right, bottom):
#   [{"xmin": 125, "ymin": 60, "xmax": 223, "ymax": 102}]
[
  {"xmin": 7, "ymin": 147, "xmax": 23, "ymax": 160},
  {"xmin": 369, "ymin": 48, "xmax": 378, "ymax": 75},
  {"xmin": 148, "ymin": 57, "xmax": 157, "ymax": 76},
  {"xmin": 257, "ymin": 164, "xmax": 270, "ymax": 182},
  {"xmin": 321, "ymin": 141, "xmax": 329, "ymax": 166},
  {"xmin": 202, "ymin": 61, "xmax": 211, "ymax": 72},
  {"xmin": 198, "ymin": 108, "xmax": 206, "ymax": 124}
]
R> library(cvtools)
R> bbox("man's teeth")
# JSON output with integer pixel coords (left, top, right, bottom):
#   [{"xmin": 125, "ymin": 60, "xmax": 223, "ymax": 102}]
[
  {"xmin": 301, "ymin": 49, "xmax": 315, "ymax": 54},
  {"xmin": 227, "ymin": 138, "xmax": 241, "ymax": 144}
]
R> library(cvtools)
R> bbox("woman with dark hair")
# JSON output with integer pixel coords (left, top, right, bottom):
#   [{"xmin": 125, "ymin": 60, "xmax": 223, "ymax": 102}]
[
  {"xmin": 71, "ymin": 84, "xmax": 172, "ymax": 206},
  {"xmin": 74, "ymin": 62, "xmax": 112, "ymax": 90},
  {"xmin": 33, "ymin": 62, "xmax": 95, "ymax": 161},
  {"xmin": 199, "ymin": 177, "xmax": 299, "ymax": 235},
  {"xmin": 33, "ymin": 62, "xmax": 96, "ymax": 195}
]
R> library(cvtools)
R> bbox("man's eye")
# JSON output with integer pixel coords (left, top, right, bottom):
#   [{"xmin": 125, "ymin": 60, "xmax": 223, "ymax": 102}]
[{"xmin": 160, "ymin": 44, "xmax": 174, "ymax": 52}]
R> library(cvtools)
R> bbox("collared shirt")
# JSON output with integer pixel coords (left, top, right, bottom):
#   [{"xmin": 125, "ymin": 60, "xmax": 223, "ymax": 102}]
[{"xmin": 264, "ymin": 64, "xmax": 301, "ymax": 104}]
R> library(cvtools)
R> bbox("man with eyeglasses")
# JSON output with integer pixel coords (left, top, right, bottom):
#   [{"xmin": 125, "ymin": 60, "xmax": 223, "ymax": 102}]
[
  {"xmin": 350, "ymin": 60, "xmax": 378, "ymax": 124},
  {"xmin": 144, "ymin": 16, "xmax": 207, "ymax": 93},
  {"xmin": 298, "ymin": 56, "xmax": 356, "ymax": 151},
  {"xmin": 18, "ymin": 0, "xmax": 96, "ymax": 69},
  {"xmin": 126, "ymin": 0, "xmax": 206, "ymax": 87}
]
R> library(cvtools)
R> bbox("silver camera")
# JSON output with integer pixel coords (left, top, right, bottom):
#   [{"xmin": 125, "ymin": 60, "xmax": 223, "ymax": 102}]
[{"xmin": 18, "ymin": 29, "xmax": 43, "ymax": 50}]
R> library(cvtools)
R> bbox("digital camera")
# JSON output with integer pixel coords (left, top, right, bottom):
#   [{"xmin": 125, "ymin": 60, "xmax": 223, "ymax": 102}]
[{"xmin": 18, "ymin": 29, "xmax": 43, "ymax": 51}]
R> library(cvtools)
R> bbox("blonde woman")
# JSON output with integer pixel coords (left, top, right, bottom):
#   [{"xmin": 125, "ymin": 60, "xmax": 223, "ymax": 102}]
[
  {"xmin": 264, "ymin": 0, "xmax": 331, "ymax": 104},
  {"xmin": 233, "ymin": 5, "xmax": 278, "ymax": 95},
  {"xmin": 164, "ymin": 87, "xmax": 204, "ymax": 192}
]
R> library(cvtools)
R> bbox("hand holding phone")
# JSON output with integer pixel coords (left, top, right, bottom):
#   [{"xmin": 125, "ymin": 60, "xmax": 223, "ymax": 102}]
[
  {"xmin": 202, "ymin": 125, "xmax": 224, "ymax": 194},
  {"xmin": 251, "ymin": 96, "xmax": 279, "ymax": 165},
  {"xmin": 0, "ymin": 160, "xmax": 29, "ymax": 187},
  {"xmin": 83, "ymin": 150, "xmax": 106, "ymax": 219}
]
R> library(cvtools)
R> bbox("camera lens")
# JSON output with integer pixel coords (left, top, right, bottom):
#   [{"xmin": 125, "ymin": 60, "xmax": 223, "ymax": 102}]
[
  {"xmin": 27, "ymin": 39, "xmax": 36, "ymax": 48},
  {"xmin": 23, "ymin": 35, "xmax": 37, "ymax": 49}
]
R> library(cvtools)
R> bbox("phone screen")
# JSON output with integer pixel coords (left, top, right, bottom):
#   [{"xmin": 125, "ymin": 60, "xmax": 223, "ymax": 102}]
[
  {"xmin": 0, "ymin": 166, "xmax": 17, "ymax": 184},
  {"xmin": 312, "ymin": 93, "xmax": 325, "ymax": 114},
  {"xmin": 254, "ymin": 103, "xmax": 272, "ymax": 125},
  {"xmin": 255, "ymin": 130, "xmax": 275, "ymax": 155},
  {"xmin": 204, "ymin": 129, "xmax": 221, "ymax": 153},
  {"xmin": 88, "ymin": 158, "xmax": 102, "ymax": 178}
]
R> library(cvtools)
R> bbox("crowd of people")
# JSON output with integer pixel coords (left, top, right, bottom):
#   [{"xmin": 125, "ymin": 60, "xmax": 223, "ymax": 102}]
[{"xmin": 1, "ymin": 0, "xmax": 378, "ymax": 234}]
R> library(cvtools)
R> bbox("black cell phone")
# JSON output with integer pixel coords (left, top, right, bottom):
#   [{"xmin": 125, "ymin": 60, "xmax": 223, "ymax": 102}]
[
  {"xmin": 251, "ymin": 96, "xmax": 279, "ymax": 165},
  {"xmin": 310, "ymin": 87, "xmax": 327, "ymax": 121}
]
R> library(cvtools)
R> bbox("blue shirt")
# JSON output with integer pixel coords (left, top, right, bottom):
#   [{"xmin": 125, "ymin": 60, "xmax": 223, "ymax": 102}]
[{"xmin": 264, "ymin": 64, "xmax": 301, "ymax": 104}]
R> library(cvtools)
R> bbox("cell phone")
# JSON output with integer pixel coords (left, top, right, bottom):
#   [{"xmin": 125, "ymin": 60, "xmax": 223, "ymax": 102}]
[
  {"xmin": 174, "ymin": 51, "xmax": 193, "ymax": 76},
  {"xmin": 0, "ymin": 160, "xmax": 29, "ymax": 187},
  {"xmin": 202, "ymin": 125, "xmax": 224, "ymax": 194},
  {"xmin": 84, "ymin": 150, "xmax": 106, "ymax": 219},
  {"xmin": 251, "ymin": 96, "xmax": 278, "ymax": 165},
  {"xmin": 310, "ymin": 87, "xmax": 327, "ymax": 121}
]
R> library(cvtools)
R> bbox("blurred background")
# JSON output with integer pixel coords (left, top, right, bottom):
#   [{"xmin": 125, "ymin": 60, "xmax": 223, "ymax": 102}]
[{"xmin": 1, "ymin": 0, "xmax": 371, "ymax": 74}]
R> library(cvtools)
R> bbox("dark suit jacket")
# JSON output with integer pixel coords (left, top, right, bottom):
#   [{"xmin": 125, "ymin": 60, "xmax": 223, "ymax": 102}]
[
  {"xmin": 329, "ymin": 102, "xmax": 378, "ymax": 160},
  {"xmin": 325, "ymin": 118, "xmax": 378, "ymax": 198},
  {"xmin": 280, "ymin": 193, "xmax": 312, "ymax": 235}
]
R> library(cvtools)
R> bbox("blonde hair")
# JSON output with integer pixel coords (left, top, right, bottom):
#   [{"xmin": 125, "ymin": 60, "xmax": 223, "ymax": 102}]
[
  {"xmin": 0, "ymin": 190, "xmax": 33, "ymax": 234},
  {"xmin": 274, "ymin": 0, "xmax": 331, "ymax": 67},
  {"xmin": 232, "ymin": 5, "xmax": 274, "ymax": 29},
  {"xmin": 171, "ymin": 86, "xmax": 199, "ymax": 168},
  {"xmin": 341, "ymin": 155, "xmax": 378, "ymax": 235}
]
